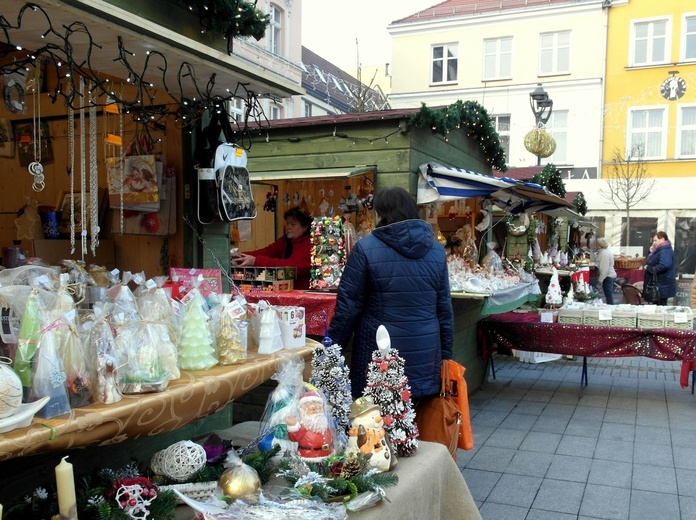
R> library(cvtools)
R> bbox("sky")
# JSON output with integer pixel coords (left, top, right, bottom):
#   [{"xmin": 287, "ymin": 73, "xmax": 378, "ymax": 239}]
[{"xmin": 301, "ymin": 0, "xmax": 438, "ymax": 72}]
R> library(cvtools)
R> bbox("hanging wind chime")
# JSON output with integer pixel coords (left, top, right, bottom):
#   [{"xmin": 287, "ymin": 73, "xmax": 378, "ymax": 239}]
[{"xmin": 28, "ymin": 80, "xmax": 45, "ymax": 193}]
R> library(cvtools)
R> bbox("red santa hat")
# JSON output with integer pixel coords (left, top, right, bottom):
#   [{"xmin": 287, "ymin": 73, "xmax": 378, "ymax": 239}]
[{"xmin": 299, "ymin": 390, "xmax": 323, "ymax": 407}]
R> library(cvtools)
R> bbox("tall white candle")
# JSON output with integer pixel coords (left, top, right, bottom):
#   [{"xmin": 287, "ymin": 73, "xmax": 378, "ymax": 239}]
[{"xmin": 55, "ymin": 456, "xmax": 78, "ymax": 519}]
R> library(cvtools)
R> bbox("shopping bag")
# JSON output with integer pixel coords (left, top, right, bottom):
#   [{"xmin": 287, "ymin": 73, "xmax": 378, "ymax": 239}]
[
  {"xmin": 643, "ymin": 271, "xmax": 660, "ymax": 303},
  {"xmin": 444, "ymin": 359, "xmax": 474, "ymax": 451},
  {"xmin": 415, "ymin": 360, "xmax": 461, "ymax": 460}
]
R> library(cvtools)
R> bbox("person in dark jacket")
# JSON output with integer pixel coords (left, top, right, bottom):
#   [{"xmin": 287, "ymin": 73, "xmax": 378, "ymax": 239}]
[
  {"xmin": 327, "ymin": 186, "xmax": 454, "ymax": 400},
  {"xmin": 645, "ymin": 230, "xmax": 676, "ymax": 305},
  {"xmin": 231, "ymin": 206, "xmax": 313, "ymax": 289}
]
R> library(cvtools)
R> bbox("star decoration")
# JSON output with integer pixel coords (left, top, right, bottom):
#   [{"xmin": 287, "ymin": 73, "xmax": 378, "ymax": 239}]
[
  {"xmin": 379, "ymin": 360, "xmax": 389, "ymax": 372},
  {"xmin": 15, "ymin": 202, "xmax": 42, "ymax": 240},
  {"xmin": 400, "ymin": 389, "xmax": 412, "ymax": 401},
  {"xmin": 382, "ymin": 414, "xmax": 393, "ymax": 427}
]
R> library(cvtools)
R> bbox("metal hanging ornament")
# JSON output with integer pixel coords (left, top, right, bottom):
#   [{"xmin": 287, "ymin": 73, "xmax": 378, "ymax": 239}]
[{"xmin": 28, "ymin": 82, "xmax": 45, "ymax": 192}]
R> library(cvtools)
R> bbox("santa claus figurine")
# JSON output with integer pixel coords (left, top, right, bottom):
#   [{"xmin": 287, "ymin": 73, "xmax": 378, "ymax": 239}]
[
  {"xmin": 346, "ymin": 396, "xmax": 394, "ymax": 472},
  {"xmin": 286, "ymin": 389, "xmax": 334, "ymax": 462}
]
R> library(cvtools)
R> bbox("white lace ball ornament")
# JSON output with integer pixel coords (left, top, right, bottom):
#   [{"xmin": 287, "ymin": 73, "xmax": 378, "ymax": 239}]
[
  {"xmin": 150, "ymin": 449, "xmax": 166, "ymax": 476},
  {"xmin": 161, "ymin": 440, "xmax": 207, "ymax": 482},
  {"xmin": 0, "ymin": 362, "xmax": 23, "ymax": 419}
]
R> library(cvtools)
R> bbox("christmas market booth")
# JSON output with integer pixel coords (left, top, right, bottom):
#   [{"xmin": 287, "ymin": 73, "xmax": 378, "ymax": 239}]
[{"xmin": 0, "ymin": 4, "xmax": 484, "ymax": 518}]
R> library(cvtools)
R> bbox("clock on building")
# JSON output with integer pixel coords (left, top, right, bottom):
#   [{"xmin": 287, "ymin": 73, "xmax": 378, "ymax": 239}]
[{"xmin": 660, "ymin": 76, "xmax": 687, "ymax": 101}]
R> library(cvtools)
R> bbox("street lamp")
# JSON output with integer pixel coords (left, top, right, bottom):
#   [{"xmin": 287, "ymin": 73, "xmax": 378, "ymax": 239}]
[{"xmin": 528, "ymin": 84, "xmax": 554, "ymax": 165}]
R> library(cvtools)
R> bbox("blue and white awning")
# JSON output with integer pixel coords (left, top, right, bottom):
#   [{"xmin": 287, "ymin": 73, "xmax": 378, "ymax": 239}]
[
  {"xmin": 417, "ymin": 163, "xmax": 515, "ymax": 203},
  {"xmin": 417, "ymin": 162, "xmax": 574, "ymax": 216}
]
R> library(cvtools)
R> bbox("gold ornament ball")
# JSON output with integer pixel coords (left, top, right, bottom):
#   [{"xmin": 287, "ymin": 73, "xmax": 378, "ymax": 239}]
[
  {"xmin": 436, "ymin": 230, "xmax": 448, "ymax": 247},
  {"xmin": 218, "ymin": 465, "xmax": 261, "ymax": 502}
]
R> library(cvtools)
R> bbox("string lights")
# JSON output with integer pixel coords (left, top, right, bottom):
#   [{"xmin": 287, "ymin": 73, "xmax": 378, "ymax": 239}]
[{"xmin": 0, "ymin": 2, "xmax": 275, "ymax": 149}]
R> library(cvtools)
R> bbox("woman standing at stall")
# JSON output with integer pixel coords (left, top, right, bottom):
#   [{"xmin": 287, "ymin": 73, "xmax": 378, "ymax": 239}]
[
  {"xmin": 596, "ymin": 237, "xmax": 617, "ymax": 305},
  {"xmin": 327, "ymin": 186, "xmax": 454, "ymax": 401},
  {"xmin": 231, "ymin": 206, "xmax": 313, "ymax": 289},
  {"xmin": 645, "ymin": 231, "xmax": 676, "ymax": 306}
]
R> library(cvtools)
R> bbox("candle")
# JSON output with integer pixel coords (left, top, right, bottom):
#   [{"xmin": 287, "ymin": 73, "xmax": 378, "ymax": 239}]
[{"xmin": 55, "ymin": 456, "xmax": 78, "ymax": 519}]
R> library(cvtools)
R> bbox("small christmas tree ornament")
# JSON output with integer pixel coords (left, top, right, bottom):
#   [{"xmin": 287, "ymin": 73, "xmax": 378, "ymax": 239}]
[
  {"xmin": 179, "ymin": 288, "xmax": 217, "ymax": 370},
  {"xmin": 309, "ymin": 315, "xmax": 352, "ymax": 447},
  {"xmin": 364, "ymin": 325, "xmax": 419, "ymax": 457},
  {"xmin": 545, "ymin": 267, "xmax": 563, "ymax": 308}
]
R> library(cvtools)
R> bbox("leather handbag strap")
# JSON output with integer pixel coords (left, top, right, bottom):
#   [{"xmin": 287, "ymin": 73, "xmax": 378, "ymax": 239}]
[{"xmin": 440, "ymin": 360, "xmax": 451, "ymax": 396}]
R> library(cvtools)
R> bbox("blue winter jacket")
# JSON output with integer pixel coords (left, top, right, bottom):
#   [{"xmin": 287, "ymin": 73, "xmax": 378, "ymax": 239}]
[
  {"xmin": 327, "ymin": 219, "xmax": 454, "ymax": 399},
  {"xmin": 645, "ymin": 241, "xmax": 676, "ymax": 299}
]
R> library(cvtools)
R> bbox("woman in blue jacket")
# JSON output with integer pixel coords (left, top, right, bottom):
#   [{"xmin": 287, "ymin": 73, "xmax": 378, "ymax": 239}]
[
  {"xmin": 327, "ymin": 186, "xmax": 454, "ymax": 400},
  {"xmin": 645, "ymin": 230, "xmax": 676, "ymax": 305}
]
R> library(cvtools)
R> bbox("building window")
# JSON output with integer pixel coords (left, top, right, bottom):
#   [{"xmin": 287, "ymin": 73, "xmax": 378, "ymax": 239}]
[
  {"xmin": 631, "ymin": 18, "xmax": 669, "ymax": 66},
  {"xmin": 546, "ymin": 110, "xmax": 568, "ymax": 164},
  {"xmin": 682, "ymin": 14, "xmax": 696, "ymax": 61},
  {"xmin": 539, "ymin": 31, "xmax": 570, "ymax": 75},
  {"xmin": 678, "ymin": 105, "xmax": 696, "ymax": 158},
  {"xmin": 269, "ymin": 103, "xmax": 282, "ymax": 120},
  {"xmin": 483, "ymin": 37, "xmax": 512, "ymax": 80},
  {"xmin": 269, "ymin": 4, "xmax": 282, "ymax": 55},
  {"xmin": 228, "ymin": 97, "xmax": 246, "ymax": 124},
  {"xmin": 431, "ymin": 44, "xmax": 458, "ymax": 84},
  {"xmin": 304, "ymin": 101, "xmax": 313, "ymax": 118},
  {"xmin": 490, "ymin": 115, "xmax": 511, "ymax": 163},
  {"xmin": 628, "ymin": 107, "xmax": 666, "ymax": 160}
]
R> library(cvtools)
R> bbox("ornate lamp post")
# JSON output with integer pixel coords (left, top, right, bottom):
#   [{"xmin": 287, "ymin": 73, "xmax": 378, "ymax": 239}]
[{"xmin": 525, "ymin": 84, "xmax": 555, "ymax": 165}]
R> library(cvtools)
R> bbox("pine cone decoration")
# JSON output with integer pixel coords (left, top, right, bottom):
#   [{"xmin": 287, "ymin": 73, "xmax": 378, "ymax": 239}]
[{"xmin": 339, "ymin": 457, "xmax": 363, "ymax": 478}]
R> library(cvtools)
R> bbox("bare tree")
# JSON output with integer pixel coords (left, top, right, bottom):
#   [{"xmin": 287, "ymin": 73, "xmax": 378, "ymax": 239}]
[
  {"xmin": 347, "ymin": 38, "xmax": 388, "ymax": 113},
  {"xmin": 600, "ymin": 145, "xmax": 655, "ymax": 247}
]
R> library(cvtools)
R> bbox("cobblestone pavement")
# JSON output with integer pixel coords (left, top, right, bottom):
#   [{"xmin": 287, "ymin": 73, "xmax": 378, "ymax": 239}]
[{"xmin": 458, "ymin": 354, "xmax": 696, "ymax": 520}]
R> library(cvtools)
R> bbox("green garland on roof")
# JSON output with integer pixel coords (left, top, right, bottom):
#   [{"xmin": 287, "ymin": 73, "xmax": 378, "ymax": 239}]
[
  {"xmin": 572, "ymin": 192, "xmax": 588, "ymax": 216},
  {"xmin": 179, "ymin": 0, "xmax": 270, "ymax": 42},
  {"xmin": 531, "ymin": 164, "xmax": 566, "ymax": 199},
  {"xmin": 407, "ymin": 100, "xmax": 508, "ymax": 172}
]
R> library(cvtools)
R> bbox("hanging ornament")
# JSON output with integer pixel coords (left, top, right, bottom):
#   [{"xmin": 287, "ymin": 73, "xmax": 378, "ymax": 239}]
[
  {"xmin": 524, "ymin": 128, "xmax": 557, "ymax": 158},
  {"xmin": 89, "ymin": 83, "xmax": 100, "ymax": 255},
  {"xmin": 27, "ymin": 79, "xmax": 44, "ymax": 192},
  {"xmin": 141, "ymin": 212, "xmax": 160, "ymax": 233}
]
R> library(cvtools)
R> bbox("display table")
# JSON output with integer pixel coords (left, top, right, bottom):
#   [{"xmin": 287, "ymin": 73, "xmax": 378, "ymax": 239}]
[
  {"xmin": 0, "ymin": 342, "xmax": 319, "ymax": 461},
  {"xmin": 479, "ymin": 312, "xmax": 696, "ymax": 360},
  {"xmin": 243, "ymin": 290, "xmax": 337, "ymax": 336},
  {"xmin": 175, "ymin": 437, "xmax": 481, "ymax": 520}
]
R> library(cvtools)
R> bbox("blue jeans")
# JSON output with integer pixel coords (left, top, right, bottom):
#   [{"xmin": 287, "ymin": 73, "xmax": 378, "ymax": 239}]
[{"xmin": 602, "ymin": 277, "xmax": 615, "ymax": 305}]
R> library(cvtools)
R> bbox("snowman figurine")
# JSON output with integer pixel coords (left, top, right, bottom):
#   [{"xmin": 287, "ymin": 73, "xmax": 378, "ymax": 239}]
[{"xmin": 346, "ymin": 396, "xmax": 394, "ymax": 472}]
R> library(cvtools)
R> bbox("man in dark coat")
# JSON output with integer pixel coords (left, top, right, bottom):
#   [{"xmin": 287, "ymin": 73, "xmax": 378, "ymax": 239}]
[
  {"xmin": 328, "ymin": 187, "xmax": 454, "ymax": 400},
  {"xmin": 645, "ymin": 230, "xmax": 676, "ymax": 305}
]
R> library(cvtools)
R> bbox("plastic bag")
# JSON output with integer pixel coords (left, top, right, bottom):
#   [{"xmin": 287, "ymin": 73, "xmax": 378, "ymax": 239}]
[
  {"xmin": 482, "ymin": 242, "xmax": 503, "ymax": 273},
  {"xmin": 258, "ymin": 357, "xmax": 306, "ymax": 454},
  {"xmin": 86, "ymin": 303, "xmax": 122, "ymax": 404},
  {"xmin": 179, "ymin": 288, "xmax": 217, "ymax": 370},
  {"xmin": 217, "ymin": 449, "xmax": 261, "ymax": 503},
  {"xmin": 249, "ymin": 300, "xmax": 283, "ymax": 354},
  {"xmin": 30, "ymin": 324, "xmax": 71, "ymax": 419},
  {"xmin": 210, "ymin": 294, "xmax": 248, "ymax": 365}
]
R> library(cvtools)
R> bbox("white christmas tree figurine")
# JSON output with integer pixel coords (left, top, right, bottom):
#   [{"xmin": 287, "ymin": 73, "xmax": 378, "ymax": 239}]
[
  {"xmin": 364, "ymin": 325, "xmax": 418, "ymax": 456},
  {"xmin": 545, "ymin": 266, "xmax": 563, "ymax": 307},
  {"xmin": 179, "ymin": 290, "xmax": 217, "ymax": 370},
  {"xmin": 309, "ymin": 332, "xmax": 352, "ymax": 448}
]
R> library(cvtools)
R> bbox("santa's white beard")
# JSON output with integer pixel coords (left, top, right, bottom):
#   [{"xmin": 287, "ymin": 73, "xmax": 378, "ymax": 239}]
[{"xmin": 302, "ymin": 412, "xmax": 329, "ymax": 433}]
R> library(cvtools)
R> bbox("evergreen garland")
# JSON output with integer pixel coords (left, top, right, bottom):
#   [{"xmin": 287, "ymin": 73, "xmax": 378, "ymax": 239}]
[
  {"xmin": 172, "ymin": 0, "xmax": 270, "ymax": 45},
  {"xmin": 531, "ymin": 164, "xmax": 567, "ymax": 199},
  {"xmin": 363, "ymin": 348, "xmax": 419, "ymax": 456},
  {"xmin": 407, "ymin": 100, "xmax": 508, "ymax": 172},
  {"xmin": 309, "ymin": 337, "xmax": 353, "ymax": 446},
  {"xmin": 572, "ymin": 192, "xmax": 588, "ymax": 216}
]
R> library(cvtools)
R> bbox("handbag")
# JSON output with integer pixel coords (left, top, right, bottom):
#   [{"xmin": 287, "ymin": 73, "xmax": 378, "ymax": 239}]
[
  {"xmin": 643, "ymin": 271, "xmax": 660, "ymax": 303},
  {"xmin": 415, "ymin": 360, "xmax": 461, "ymax": 460}
]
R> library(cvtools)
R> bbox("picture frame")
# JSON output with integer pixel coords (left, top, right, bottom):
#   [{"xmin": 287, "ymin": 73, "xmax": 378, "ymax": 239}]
[
  {"xmin": 0, "ymin": 118, "xmax": 14, "ymax": 158},
  {"xmin": 57, "ymin": 189, "xmax": 107, "ymax": 237},
  {"xmin": 13, "ymin": 120, "xmax": 53, "ymax": 167}
]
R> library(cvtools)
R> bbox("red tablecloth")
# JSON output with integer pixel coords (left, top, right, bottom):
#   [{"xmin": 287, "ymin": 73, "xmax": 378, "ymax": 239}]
[
  {"xmin": 479, "ymin": 311, "xmax": 696, "ymax": 361},
  {"xmin": 243, "ymin": 290, "xmax": 337, "ymax": 336},
  {"xmin": 615, "ymin": 268, "xmax": 645, "ymax": 285}
]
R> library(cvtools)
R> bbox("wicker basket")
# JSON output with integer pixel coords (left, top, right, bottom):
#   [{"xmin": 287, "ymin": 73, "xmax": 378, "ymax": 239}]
[
  {"xmin": 558, "ymin": 308, "xmax": 584, "ymax": 325},
  {"xmin": 637, "ymin": 310, "xmax": 665, "ymax": 329},
  {"xmin": 664, "ymin": 308, "xmax": 694, "ymax": 330},
  {"xmin": 615, "ymin": 257, "xmax": 644, "ymax": 269},
  {"xmin": 610, "ymin": 309, "xmax": 637, "ymax": 328},
  {"xmin": 583, "ymin": 309, "xmax": 613, "ymax": 327}
]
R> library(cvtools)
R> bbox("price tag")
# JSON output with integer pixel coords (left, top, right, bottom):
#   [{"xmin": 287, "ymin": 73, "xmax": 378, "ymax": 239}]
[
  {"xmin": 674, "ymin": 313, "xmax": 688, "ymax": 323},
  {"xmin": 598, "ymin": 309, "xmax": 612, "ymax": 321}
]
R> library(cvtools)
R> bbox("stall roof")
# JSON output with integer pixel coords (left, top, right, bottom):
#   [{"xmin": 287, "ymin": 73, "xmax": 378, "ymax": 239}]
[{"xmin": 418, "ymin": 162, "xmax": 574, "ymax": 216}]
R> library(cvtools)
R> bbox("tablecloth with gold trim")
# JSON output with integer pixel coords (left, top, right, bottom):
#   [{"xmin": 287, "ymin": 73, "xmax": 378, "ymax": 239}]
[
  {"xmin": 479, "ymin": 312, "xmax": 696, "ymax": 360},
  {"xmin": 0, "ymin": 342, "xmax": 318, "ymax": 461}
]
